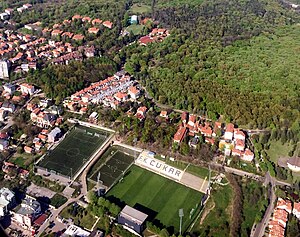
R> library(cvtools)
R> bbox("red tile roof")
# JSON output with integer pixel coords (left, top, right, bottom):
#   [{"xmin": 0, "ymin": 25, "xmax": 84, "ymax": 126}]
[{"xmin": 174, "ymin": 126, "xmax": 187, "ymax": 143}]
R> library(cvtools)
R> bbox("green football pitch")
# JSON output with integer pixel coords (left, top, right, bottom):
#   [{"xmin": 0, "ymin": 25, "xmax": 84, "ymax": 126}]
[
  {"xmin": 106, "ymin": 165, "xmax": 203, "ymax": 233},
  {"xmin": 38, "ymin": 125, "xmax": 109, "ymax": 178}
]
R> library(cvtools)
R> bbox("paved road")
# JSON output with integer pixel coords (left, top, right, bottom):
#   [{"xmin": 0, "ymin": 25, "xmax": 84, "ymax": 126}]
[
  {"xmin": 251, "ymin": 172, "xmax": 277, "ymax": 237},
  {"xmin": 80, "ymin": 134, "xmax": 116, "ymax": 195},
  {"xmin": 36, "ymin": 194, "xmax": 83, "ymax": 237},
  {"xmin": 211, "ymin": 163, "xmax": 291, "ymax": 187}
]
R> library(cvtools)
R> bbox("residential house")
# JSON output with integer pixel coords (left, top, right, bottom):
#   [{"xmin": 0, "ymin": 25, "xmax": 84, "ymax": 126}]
[
  {"xmin": 3, "ymin": 83, "xmax": 15, "ymax": 94},
  {"xmin": 102, "ymin": 21, "xmax": 113, "ymax": 29},
  {"xmin": 293, "ymin": 202, "xmax": 300, "ymax": 219},
  {"xmin": 128, "ymin": 86, "xmax": 140, "ymax": 99},
  {"xmin": 23, "ymin": 4, "xmax": 33, "ymax": 9},
  {"xmin": 72, "ymin": 15, "xmax": 82, "ymax": 21},
  {"xmin": 92, "ymin": 19, "xmax": 102, "ymax": 25},
  {"xmin": 24, "ymin": 146, "xmax": 33, "ymax": 154},
  {"xmin": 187, "ymin": 114, "xmax": 197, "ymax": 128},
  {"xmin": 287, "ymin": 157, "xmax": 300, "ymax": 172},
  {"xmin": 0, "ymin": 109, "xmax": 8, "ymax": 122},
  {"xmin": 114, "ymin": 92, "xmax": 128, "ymax": 102},
  {"xmin": 159, "ymin": 110, "xmax": 168, "ymax": 118},
  {"xmin": 232, "ymin": 149, "xmax": 242, "ymax": 157},
  {"xmin": 136, "ymin": 106, "xmax": 147, "ymax": 120},
  {"xmin": 234, "ymin": 129, "xmax": 246, "ymax": 140},
  {"xmin": 138, "ymin": 36, "xmax": 153, "ymax": 46},
  {"xmin": 37, "ymin": 134, "xmax": 47, "ymax": 142},
  {"xmin": 12, "ymin": 196, "xmax": 41, "ymax": 230},
  {"xmin": 173, "ymin": 126, "xmax": 187, "ymax": 143},
  {"xmin": 5, "ymin": 8, "xmax": 14, "ymax": 15},
  {"xmin": 235, "ymin": 139, "xmax": 245, "ymax": 151},
  {"xmin": 63, "ymin": 224, "xmax": 91, "ymax": 237},
  {"xmin": 242, "ymin": 149, "xmax": 254, "ymax": 162},
  {"xmin": 20, "ymin": 83, "xmax": 35, "ymax": 95},
  {"xmin": 0, "ymin": 139, "xmax": 9, "ymax": 151},
  {"xmin": 224, "ymin": 123, "xmax": 234, "ymax": 141},
  {"xmin": 82, "ymin": 16, "xmax": 92, "ymax": 23},
  {"xmin": 88, "ymin": 27, "xmax": 99, "ymax": 34},
  {"xmin": 51, "ymin": 29, "xmax": 63, "ymax": 37},
  {"xmin": 181, "ymin": 112, "xmax": 188, "ymax": 124},
  {"xmin": 73, "ymin": 34, "xmax": 84, "ymax": 41},
  {"xmin": 205, "ymin": 137, "xmax": 215, "ymax": 145},
  {"xmin": 0, "ymin": 187, "xmax": 15, "ymax": 217},
  {"xmin": 0, "ymin": 12, "xmax": 9, "ymax": 21},
  {"xmin": 47, "ymin": 127, "xmax": 62, "ymax": 143}
]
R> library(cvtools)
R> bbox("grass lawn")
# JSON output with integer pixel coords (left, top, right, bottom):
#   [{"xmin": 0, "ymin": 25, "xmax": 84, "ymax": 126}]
[
  {"xmin": 165, "ymin": 159, "xmax": 213, "ymax": 179},
  {"xmin": 107, "ymin": 165, "xmax": 203, "ymax": 233},
  {"xmin": 129, "ymin": 4, "xmax": 151, "ymax": 14},
  {"xmin": 266, "ymin": 140, "xmax": 293, "ymax": 163},
  {"xmin": 88, "ymin": 146, "xmax": 134, "ymax": 188},
  {"xmin": 192, "ymin": 184, "xmax": 233, "ymax": 236},
  {"xmin": 126, "ymin": 24, "xmax": 144, "ymax": 35},
  {"xmin": 50, "ymin": 194, "xmax": 67, "ymax": 208},
  {"xmin": 38, "ymin": 125, "xmax": 109, "ymax": 177},
  {"xmin": 9, "ymin": 153, "xmax": 37, "ymax": 169}
]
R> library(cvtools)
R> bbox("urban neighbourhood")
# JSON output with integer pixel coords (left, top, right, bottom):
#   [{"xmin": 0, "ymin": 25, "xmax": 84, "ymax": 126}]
[{"xmin": 0, "ymin": 1, "xmax": 299, "ymax": 237}]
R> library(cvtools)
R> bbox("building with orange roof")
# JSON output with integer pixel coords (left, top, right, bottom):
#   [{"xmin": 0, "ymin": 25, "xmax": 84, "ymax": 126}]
[
  {"xmin": 224, "ymin": 123, "xmax": 234, "ymax": 140},
  {"xmin": 72, "ymin": 15, "xmax": 82, "ymax": 21},
  {"xmin": 24, "ymin": 146, "xmax": 33, "ymax": 154},
  {"xmin": 88, "ymin": 27, "xmax": 99, "ymax": 34},
  {"xmin": 102, "ymin": 21, "xmax": 113, "ymax": 29},
  {"xmin": 72, "ymin": 34, "xmax": 84, "ymax": 41},
  {"xmin": 128, "ymin": 86, "xmax": 140, "ymax": 99},
  {"xmin": 241, "ymin": 148, "xmax": 254, "ymax": 162},
  {"xmin": 114, "ymin": 92, "xmax": 128, "ymax": 102},
  {"xmin": 51, "ymin": 29, "xmax": 63, "ymax": 37},
  {"xmin": 174, "ymin": 126, "xmax": 187, "ymax": 143},
  {"xmin": 92, "ymin": 18, "xmax": 102, "ymax": 25},
  {"xmin": 82, "ymin": 16, "xmax": 91, "ymax": 22},
  {"xmin": 160, "ymin": 110, "xmax": 168, "ymax": 118}
]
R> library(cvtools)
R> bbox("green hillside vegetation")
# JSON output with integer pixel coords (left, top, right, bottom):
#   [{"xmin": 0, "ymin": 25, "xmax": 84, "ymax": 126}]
[{"xmin": 124, "ymin": 25, "xmax": 300, "ymax": 128}]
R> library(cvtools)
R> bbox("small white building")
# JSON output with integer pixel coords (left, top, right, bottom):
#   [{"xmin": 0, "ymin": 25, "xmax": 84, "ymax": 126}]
[
  {"xmin": 242, "ymin": 149, "xmax": 254, "ymax": 162},
  {"xmin": 0, "ymin": 109, "xmax": 8, "ymax": 122},
  {"xmin": 3, "ymin": 83, "xmax": 15, "ymax": 94},
  {"xmin": 47, "ymin": 127, "xmax": 62, "ymax": 143},
  {"xmin": 20, "ymin": 83, "xmax": 35, "ymax": 95},
  {"xmin": 224, "ymin": 123, "xmax": 234, "ymax": 141},
  {"xmin": 0, "ymin": 139, "xmax": 9, "ymax": 151},
  {"xmin": 1, "ymin": 102, "xmax": 15, "ymax": 113},
  {"xmin": 0, "ymin": 12, "xmax": 9, "ymax": 20},
  {"xmin": 62, "ymin": 224, "xmax": 90, "ymax": 237},
  {"xmin": 287, "ymin": 157, "xmax": 300, "ymax": 172},
  {"xmin": 0, "ymin": 187, "xmax": 15, "ymax": 217},
  {"xmin": 293, "ymin": 202, "xmax": 300, "ymax": 219}
]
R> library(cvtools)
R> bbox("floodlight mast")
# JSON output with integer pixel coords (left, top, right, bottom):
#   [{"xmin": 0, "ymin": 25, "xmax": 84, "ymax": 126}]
[
  {"xmin": 179, "ymin": 208, "xmax": 184, "ymax": 235},
  {"xmin": 97, "ymin": 172, "xmax": 101, "ymax": 196}
]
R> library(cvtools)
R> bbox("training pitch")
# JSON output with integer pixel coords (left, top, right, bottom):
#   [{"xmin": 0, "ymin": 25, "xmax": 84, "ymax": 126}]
[
  {"xmin": 38, "ymin": 125, "xmax": 109, "ymax": 178},
  {"xmin": 106, "ymin": 165, "xmax": 203, "ymax": 233},
  {"xmin": 88, "ymin": 146, "xmax": 134, "ymax": 188}
]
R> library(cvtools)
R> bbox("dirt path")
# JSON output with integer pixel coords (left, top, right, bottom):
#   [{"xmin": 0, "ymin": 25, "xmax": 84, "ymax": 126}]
[{"xmin": 199, "ymin": 201, "xmax": 215, "ymax": 225}]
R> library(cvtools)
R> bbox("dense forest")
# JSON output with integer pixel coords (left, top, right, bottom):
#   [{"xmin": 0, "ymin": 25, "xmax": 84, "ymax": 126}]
[
  {"xmin": 122, "ymin": 0, "xmax": 300, "ymax": 130},
  {"xmin": 27, "ymin": 57, "xmax": 117, "ymax": 102}
]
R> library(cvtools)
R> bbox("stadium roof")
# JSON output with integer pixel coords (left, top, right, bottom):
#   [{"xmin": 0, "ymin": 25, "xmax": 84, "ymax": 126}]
[{"xmin": 119, "ymin": 205, "xmax": 148, "ymax": 225}]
